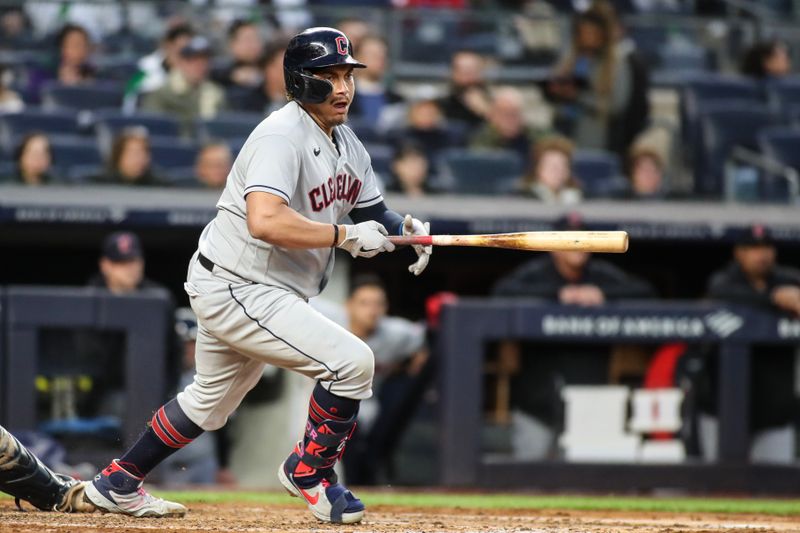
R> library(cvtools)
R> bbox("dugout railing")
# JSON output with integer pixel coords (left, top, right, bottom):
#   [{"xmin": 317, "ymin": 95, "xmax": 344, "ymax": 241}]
[
  {"xmin": 0, "ymin": 286, "xmax": 172, "ymax": 448},
  {"xmin": 437, "ymin": 300, "xmax": 800, "ymax": 493}
]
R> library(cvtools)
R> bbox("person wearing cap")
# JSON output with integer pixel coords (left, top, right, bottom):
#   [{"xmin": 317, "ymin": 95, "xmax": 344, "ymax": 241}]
[
  {"xmin": 704, "ymin": 225, "xmax": 800, "ymax": 453},
  {"xmin": 141, "ymin": 35, "xmax": 227, "ymax": 138},
  {"xmin": 492, "ymin": 213, "xmax": 655, "ymax": 303},
  {"xmin": 88, "ymin": 231, "xmax": 162, "ymax": 294},
  {"xmin": 491, "ymin": 214, "xmax": 655, "ymax": 460}
]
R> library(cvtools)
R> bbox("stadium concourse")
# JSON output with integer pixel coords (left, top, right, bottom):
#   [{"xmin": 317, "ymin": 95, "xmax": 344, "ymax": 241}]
[{"xmin": 1, "ymin": 0, "xmax": 800, "ymax": 512}]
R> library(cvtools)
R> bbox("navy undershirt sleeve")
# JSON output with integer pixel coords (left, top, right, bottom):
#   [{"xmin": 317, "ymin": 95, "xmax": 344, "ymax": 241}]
[{"xmin": 349, "ymin": 201, "xmax": 404, "ymax": 235}]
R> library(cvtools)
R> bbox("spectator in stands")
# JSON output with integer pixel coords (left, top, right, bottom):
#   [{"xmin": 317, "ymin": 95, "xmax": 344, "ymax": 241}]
[
  {"xmin": 519, "ymin": 135, "xmax": 582, "ymax": 204},
  {"xmin": 394, "ymin": 95, "xmax": 459, "ymax": 163},
  {"xmin": 386, "ymin": 143, "xmax": 431, "ymax": 197},
  {"xmin": 54, "ymin": 23, "xmax": 95, "ymax": 85},
  {"xmin": 470, "ymin": 86, "xmax": 536, "ymax": 162},
  {"xmin": 0, "ymin": 7, "xmax": 34, "ymax": 50},
  {"xmin": 10, "ymin": 132, "xmax": 51, "ymax": 184},
  {"xmin": 141, "ymin": 36, "xmax": 227, "ymax": 138},
  {"xmin": 237, "ymin": 40, "xmax": 287, "ymax": 115},
  {"xmin": 547, "ymin": 3, "xmax": 647, "ymax": 155},
  {"xmin": 350, "ymin": 34, "xmax": 403, "ymax": 124},
  {"xmin": 705, "ymin": 225, "xmax": 800, "ymax": 450},
  {"xmin": 94, "ymin": 127, "xmax": 162, "ymax": 186},
  {"xmin": 13, "ymin": 133, "xmax": 54, "ymax": 185},
  {"xmin": 740, "ymin": 39, "xmax": 793, "ymax": 80},
  {"xmin": 438, "ymin": 50, "xmax": 491, "ymax": 130},
  {"xmin": 213, "ymin": 19, "xmax": 263, "ymax": 89},
  {"xmin": 312, "ymin": 274, "xmax": 428, "ymax": 485},
  {"xmin": 195, "ymin": 141, "xmax": 232, "ymax": 188},
  {"xmin": 627, "ymin": 144, "xmax": 666, "ymax": 199},
  {"xmin": 90, "ymin": 232, "xmax": 162, "ymax": 294},
  {"xmin": 0, "ymin": 64, "xmax": 24, "ymax": 112},
  {"xmin": 336, "ymin": 17, "xmax": 371, "ymax": 52},
  {"xmin": 493, "ymin": 213, "xmax": 656, "ymax": 302},
  {"xmin": 135, "ymin": 23, "xmax": 195, "ymax": 94}
]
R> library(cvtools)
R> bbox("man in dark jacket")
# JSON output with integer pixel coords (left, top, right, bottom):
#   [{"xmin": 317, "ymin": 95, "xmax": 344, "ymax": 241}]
[
  {"xmin": 490, "ymin": 214, "xmax": 655, "ymax": 446},
  {"xmin": 705, "ymin": 224, "xmax": 800, "ymax": 437}
]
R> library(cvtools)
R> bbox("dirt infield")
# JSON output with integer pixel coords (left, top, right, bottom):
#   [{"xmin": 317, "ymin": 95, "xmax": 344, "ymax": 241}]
[{"xmin": 2, "ymin": 500, "xmax": 798, "ymax": 533}]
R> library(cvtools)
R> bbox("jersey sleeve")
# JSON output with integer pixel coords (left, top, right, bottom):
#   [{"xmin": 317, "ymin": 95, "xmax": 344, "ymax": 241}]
[
  {"xmin": 355, "ymin": 153, "xmax": 384, "ymax": 208},
  {"xmin": 242, "ymin": 134, "xmax": 300, "ymax": 204}
]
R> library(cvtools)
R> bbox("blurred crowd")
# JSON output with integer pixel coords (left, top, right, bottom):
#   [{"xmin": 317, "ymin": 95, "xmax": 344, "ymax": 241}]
[{"xmin": 0, "ymin": 0, "xmax": 796, "ymax": 202}]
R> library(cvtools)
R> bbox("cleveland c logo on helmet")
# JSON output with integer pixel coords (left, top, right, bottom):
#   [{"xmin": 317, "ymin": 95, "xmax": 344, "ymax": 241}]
[
  {"xmin": 335, "ymin": 36, "xmax": 348, "ymax": 56},
  {"xmin": 284, "ymin": 27, "xmax": 366, "ymax": 104}
]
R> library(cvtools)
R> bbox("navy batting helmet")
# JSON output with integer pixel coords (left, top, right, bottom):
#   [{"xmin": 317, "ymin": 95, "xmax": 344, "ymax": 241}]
[{"xmin": 284, "ymin": 27, "xmax": 365, "ymax": 104}]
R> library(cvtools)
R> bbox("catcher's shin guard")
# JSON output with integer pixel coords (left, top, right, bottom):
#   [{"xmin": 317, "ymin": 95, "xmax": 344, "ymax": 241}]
[{"xmin": 0, "ymin": 425, "xmax": 93, "ymax": 512}]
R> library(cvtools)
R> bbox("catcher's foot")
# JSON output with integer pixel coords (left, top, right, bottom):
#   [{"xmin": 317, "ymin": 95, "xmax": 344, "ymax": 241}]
[
  {"xmin": 84, "ymin": 460, "xmax": 186, "ymax": 518},
  {"xmin": 278, "ymin": 447, "xmax": 364, "ymax": 524}
]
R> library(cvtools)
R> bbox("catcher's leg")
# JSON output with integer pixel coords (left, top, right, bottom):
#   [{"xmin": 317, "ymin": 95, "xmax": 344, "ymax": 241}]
[{"xmin": 0, "ymin": 425, "xmax": 95, "ymax": 512}]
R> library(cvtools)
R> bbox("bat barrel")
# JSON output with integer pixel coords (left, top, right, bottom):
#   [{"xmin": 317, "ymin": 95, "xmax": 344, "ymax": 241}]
[{"xmin": 389, "ymin": 231, "xmax": 629, "ymax": 253}]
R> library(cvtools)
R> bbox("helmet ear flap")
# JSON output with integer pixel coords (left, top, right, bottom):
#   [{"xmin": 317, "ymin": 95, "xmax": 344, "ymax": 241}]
[{"xmin": 284, "ymin": 67, "xmax": 333, "ymax": 104}]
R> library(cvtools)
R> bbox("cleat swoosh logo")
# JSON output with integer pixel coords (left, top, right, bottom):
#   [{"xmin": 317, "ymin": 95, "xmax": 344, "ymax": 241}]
[{"xmin": 299, "ymin": 488, "xmax": 319, "ymax": 505}]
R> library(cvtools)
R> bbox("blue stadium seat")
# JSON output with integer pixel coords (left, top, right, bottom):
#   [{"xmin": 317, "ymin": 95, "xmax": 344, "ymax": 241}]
[
  {"xmin": 440, "ymin": 148, "xmax": 523, "ymax": 195},
  {"xmin": 93, "ymin": 111, "xmax": 181, "ymax": 156},
  {"xmin": 198, "ymin": 113, "xmax": 262, "ymax": 142},
  {"xmin": 149, "ymin": 137, "xmax": 199, "ymax": 169},
  {"xmin": 162, "ymin": 166, "xmax": 202, "ymax": 188},
  {"xmin": 0, "ymin": 109, "xmax": 81, "ymax": 150},
  {"xmin": 698, "ymin": 103, "xmax": 776, "ymax": 196},
  {"xmin": 681, "ymin": 76, "xmax": 763, "ymax": 162},
  {"xmin": 572, "ymin": 150, "xmax": 627, "ymax": 198},
  {"xmin": 757, "ymin": 126, "xmax": 800, "ymax": 201},
  {"xmin": 64, "ymin": 164, "xmax": 103, "ymax": 184},
  {"xmin": 41, "ymin": 82, "xmax": 125, "ymax": 111},
  {"xmin": 94, "ymin": 57, "xmax": 141, "ymax": 82},
  {"xmin": 766, "ymin": 77, "xmax": 800, "ymax": 113},
  {"xmin": 347, "ymin": 117, "xmax": 384, "ymax": 144},
  {"xmin": 363, "ymin": 143, "xmax": 393, "ymax": 180},
  {"xmin": 48, "ymin": 136, "xmax": 102, "ymax": 179}
]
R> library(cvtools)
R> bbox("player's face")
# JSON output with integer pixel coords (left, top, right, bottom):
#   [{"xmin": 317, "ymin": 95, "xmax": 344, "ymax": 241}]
[
  {"xmin": 306, "ymin": 65, "xmax": 355, "ymax": 130},
  {"xmin": 734, "ymin": 244, "xmax": 775, "ymax": 279}
]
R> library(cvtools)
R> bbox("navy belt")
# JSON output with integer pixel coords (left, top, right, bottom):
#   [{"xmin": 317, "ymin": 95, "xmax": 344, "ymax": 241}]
[{"xmin": 198, "ymin": 253, "xmax": 215, "ymax": 273}]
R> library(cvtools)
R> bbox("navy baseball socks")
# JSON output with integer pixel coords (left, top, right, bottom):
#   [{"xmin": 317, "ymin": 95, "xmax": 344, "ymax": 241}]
[
  {"xmin": 279, "ymin": 382, "xmax": 365, "ymax": 524},
  {"xmin": 84, "ymin": 399, "xmax": 202, "ymax": 517}
]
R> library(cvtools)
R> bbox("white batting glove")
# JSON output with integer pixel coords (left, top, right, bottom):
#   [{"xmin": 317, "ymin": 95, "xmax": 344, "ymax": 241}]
[
  {"xmin": 338, "ymin": 221, "xmax": 396, "ymax": 258},
  {"xmin": 402, "ymin": 214, "xmax": 432, "ymax": 276}
]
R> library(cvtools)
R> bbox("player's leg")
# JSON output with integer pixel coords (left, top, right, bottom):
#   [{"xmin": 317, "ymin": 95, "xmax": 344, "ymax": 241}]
[
  {"xmin": 84, "ymin": 326, "xmax": 263, "ymax": 518},
  {"xmin": 220, "ymin": 283, "xmax": 372, "ymax": 524}
]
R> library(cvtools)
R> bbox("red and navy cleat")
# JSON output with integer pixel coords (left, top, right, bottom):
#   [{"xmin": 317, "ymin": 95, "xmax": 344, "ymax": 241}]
[
  {"xmin": 278, "ymin": 442, "xmax": 365, "ymax": 524},
  {"xmin": 83, "ymin": 460, "xmax": 186, "ymax": 518}
]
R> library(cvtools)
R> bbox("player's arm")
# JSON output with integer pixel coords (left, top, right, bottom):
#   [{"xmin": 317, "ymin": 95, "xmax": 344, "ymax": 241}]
[{"xmin": 246, "ymin": 192, "xmax": 394, "ymax": 257}]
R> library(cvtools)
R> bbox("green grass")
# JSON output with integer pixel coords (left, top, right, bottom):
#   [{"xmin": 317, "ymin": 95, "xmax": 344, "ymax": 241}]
[
  {"xmin": 150, "ymin": 490, "xmax": 800, "ymax": 516},
  {"xmin": 4, "ymin": 489, "xmax": 799, "ymax": 516}
]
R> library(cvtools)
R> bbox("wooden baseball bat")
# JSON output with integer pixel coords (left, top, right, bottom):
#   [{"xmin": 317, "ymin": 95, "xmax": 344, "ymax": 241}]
[{"xmin": 388, "ymin": 231, "xmax": 629, "ymax": 253}]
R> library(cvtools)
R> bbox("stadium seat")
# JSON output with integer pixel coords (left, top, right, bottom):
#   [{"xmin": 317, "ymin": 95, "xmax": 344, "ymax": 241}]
[
  {"xmin": 681, "ymin": 76, "xmax": 763, "ymax": 164},
  {"xmin": 698, "ymin": 103, "xmax": 776, "ymax": 197},
  {"xmin": 149, "ymin": 137, "xmax": 199, "ymax": 169},
  {"xmin": 48, "ymin": 136, "xmax": 103, "ymax": 179},
  {"xmin": 0, "ymin": 109, "xmax": 81, "ymax": 150},
  {"xmin": 162, "ymin": 166, "xmax": 202, "ymax": 188},
  {"xmin": 94, "ymin": 57, "xmax": 141, "ymax": 82},
  {"xmin": 757, "ymin": 126, "xmax": 800, "ymax": 201},
  {"xmin": 363, "ymin": 143, "xmax": 393, "ymax": 180},
  {"xmin": 63, "ymin": 164, "xmax": 103, "ymax": 184},
  {"xmin": 93, "ymin": 111, "xmax": 181, "ymax": 156},
  {"xmin": 439, "ymin": 148, "xmax": 523, "ymax": 195},
  {"xmin": 197, "ymin": 113, "xmax": 262, "ymax": 142},
  {"xmin": 347, "ymin": 117, "xmax": 384, "ymax": 144},
  {"xmin": 572, "ymin": 150, "xmax": 628, "ymax": 198},
  {"xmin": 766, "ymin": 77, "xmax": 800, "ymax": 113},
  {"xmin": 41, "ymin": 82, "xmax": 125, "ymax": 112}
]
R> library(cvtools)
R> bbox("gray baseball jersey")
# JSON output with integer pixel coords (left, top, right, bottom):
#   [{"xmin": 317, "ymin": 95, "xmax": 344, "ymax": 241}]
[{"xmin": 198, "ymin": 100, "xmax": 384, "ymax": 297}]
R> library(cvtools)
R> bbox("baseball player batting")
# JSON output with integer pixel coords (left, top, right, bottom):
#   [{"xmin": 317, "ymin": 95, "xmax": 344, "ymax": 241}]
[
  {"xmin": 83, "ymin": 27, "xmax": 432, "ymax": 524},
  {"xmin": 0, "ymin": 425, "xmax": 96, "ymax": 513}
]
